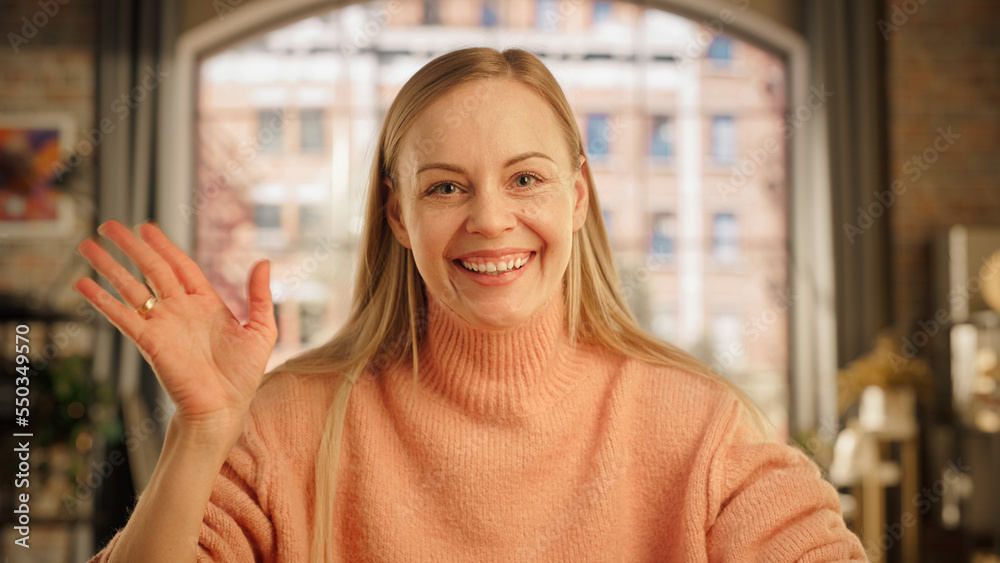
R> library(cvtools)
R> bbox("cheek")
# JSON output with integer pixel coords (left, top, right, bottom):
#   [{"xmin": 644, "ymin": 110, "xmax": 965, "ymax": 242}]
[
  {"xmin": 523, "ymin": 195, "xmax": 575, "ymax": 240},
  {"xmin": 409, "ymin": 213, "xmax": 456, "ymax": 260},
  {"xmin": 522, "ymin": 218, "xmax": 574, "ymax": 260},
  {"xmin": 519, "ymin": 193, "xmax": 569, "ymax": 224}
]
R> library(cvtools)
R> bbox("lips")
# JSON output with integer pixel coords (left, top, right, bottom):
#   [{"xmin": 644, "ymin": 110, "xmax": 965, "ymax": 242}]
[
  {"xmin": 457, "ymin": 254, "xmax": 531, "ymax": 274},
  {"xmin": 452, "ymin": 250, "xmax": 535, "ymax": 278}
]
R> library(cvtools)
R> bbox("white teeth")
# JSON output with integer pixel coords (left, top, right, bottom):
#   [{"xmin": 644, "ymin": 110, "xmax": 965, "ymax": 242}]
[{"xmin": 458, "ymin": 254, "xmax": 531, "ymax": 274}]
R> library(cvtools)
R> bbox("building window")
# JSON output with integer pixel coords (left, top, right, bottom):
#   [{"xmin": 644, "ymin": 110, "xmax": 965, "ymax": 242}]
[
  {"xmin": 299, "ymin": 303, "xmax": 324, "ymax": 344},
  {"xmin": 586, "ymin": 114, "xmax": 610, "ymax": 157},
  {"xmin": 197, "ymin": 2, "xmax": 793, "ymax": 433},
  {"xmin": 300, "ymin": 108, "xmax": 324, "ymax": 153},
  {"xmin": 712, "ymin": 212, "xmax": 739, "ymax": 263},
  {"xmin": 253, "ymin": 203, "xmax": 282, "ymax": 229},
  {"xmin": 299, "ymin": 205, "xmax": 326, "ymax": 238},
  {"xmin": 482, "ymin": 0, "xmax": 499, "ymax": 27},
  {"xmin": 537, "ymin": 0, "xmax": 558, "ymax": 30},
  {"xmin": 593, "ymin": 1, "xmax": 612, "ymax": 24},
  {"xmin": 710, "ymin": 115, "xmax": 736, "ymax": 165},
  {"xmin": 707, "ymin": 36, "xmax": 733, "ymax": 65},
  {"xmin": 423, "ymin": 0, "xmax": 441, "ymax": 25},
  {"xmin": 650, "ymin": 115, "xmax": 674, "ymax": 160},
  {"xmin": 257, "ymin": 108, "xmax": 284, "ymax": 153},
  {"xmin": 711, "ymin": 312, "xmax": 743, "ymax": 371},
  {"xmin": 650, "ymin": 212, "xmax": 676, "ymax": 259}
]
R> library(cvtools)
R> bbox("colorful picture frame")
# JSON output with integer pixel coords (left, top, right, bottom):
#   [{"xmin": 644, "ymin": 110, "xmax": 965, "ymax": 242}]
[{"xmin": 0, "ymin": 113, "xmax": 76, "ymax": 237}]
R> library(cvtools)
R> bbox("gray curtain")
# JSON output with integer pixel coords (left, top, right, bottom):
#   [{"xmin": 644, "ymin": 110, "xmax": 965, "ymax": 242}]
[
  {"xmin": 91, "ymin": 0, "xmax": 175, "ymax": 549},
  {"xmin": 807, "ymin": 0, "xmax": 893, "ymax": 368}
]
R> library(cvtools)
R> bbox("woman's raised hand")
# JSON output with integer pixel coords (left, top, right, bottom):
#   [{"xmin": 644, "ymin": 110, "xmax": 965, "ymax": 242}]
[{"xmin": 75, "ymin": 220, "xmax": 278, "ymax": 442}]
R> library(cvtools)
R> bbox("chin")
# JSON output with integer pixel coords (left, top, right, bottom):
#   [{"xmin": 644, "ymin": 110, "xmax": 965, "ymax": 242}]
[{"xmin": 457, "ymin": 301, "xmax": 532, "ymax": 331}]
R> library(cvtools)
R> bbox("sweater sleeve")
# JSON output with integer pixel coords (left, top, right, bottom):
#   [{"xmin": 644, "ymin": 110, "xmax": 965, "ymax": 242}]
[
  {"xmin": 704, "ymin": 398, "xmax": 869, "ymax": 562},
  {"xmin": 86, "ymin": 415, "xmax": 276, "ymax": 563}
]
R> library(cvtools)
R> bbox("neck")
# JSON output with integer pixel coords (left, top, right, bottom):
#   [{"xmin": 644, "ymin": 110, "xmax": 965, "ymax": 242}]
[{"xmin": 405, "ymin": 288, "xmax": 586, "ymax": 419}]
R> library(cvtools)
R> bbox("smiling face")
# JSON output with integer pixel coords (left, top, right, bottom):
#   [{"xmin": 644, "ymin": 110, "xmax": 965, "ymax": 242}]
[{"xmin": 385, "ymin": 78, "xmax": 589, "ymax": 331}]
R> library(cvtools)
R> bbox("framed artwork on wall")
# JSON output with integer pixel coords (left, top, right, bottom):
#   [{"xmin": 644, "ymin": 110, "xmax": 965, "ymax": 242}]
[{"xmin": 0, "ymin": 113, "xmax": 76, "ymax": 238}]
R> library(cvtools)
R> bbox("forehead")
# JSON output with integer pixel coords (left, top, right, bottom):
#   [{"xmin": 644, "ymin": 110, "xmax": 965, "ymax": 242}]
[{"xmin": 396, "ymin": 79, "xmax": 568, "ymax": 176}]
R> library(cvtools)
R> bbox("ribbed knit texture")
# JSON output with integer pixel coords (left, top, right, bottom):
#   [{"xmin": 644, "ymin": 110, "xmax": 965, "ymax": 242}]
[{"xmin": 89, "ymin": 290, "xmax": 868, "ymax": 562}]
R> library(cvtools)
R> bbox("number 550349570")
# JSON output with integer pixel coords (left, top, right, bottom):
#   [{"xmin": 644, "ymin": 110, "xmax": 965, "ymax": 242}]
[{"xmin": 14, "ymin": 324, "xmax": 31, "ymax": 425}]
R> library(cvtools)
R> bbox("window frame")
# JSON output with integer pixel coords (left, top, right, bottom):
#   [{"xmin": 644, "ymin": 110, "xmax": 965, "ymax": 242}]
[{"xmin": 164, "ymin": 0, "xmax": 835, "ymax": 437}]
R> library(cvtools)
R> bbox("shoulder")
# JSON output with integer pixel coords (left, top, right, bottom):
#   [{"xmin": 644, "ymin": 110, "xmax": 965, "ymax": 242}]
[
  {"xmin": 617, "ymin": 351, "xmax": 743, "ymax": 421},
  {"xmin": 251, "ymin": 370, "xmax": 341, "ymax": 417},
  {"xmin": 241, "ymin": 370, "xmax": 343, "ymax": 467},
  {"xmin": 603, "ymin": 349, "xmax": 753, "ymax": 452}
]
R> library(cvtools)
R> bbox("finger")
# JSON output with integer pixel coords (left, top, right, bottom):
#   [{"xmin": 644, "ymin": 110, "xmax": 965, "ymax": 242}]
[
  {"xmin": 246, "ymin": 259, "xmax": 277, "ymax": 340},
  {"xmin": 74, "ymin": 277, "xmax": 147, "ymax": 340},
  {"xmin": 77, "ymin": 237, "xmax": 157, "ymax": 309},
  {"xmin": 136, "ymin": 221, "xmax": 213, "ymax": 294},
  {"xmin": 97, "ymin": 220, "xmax": 183, "ymax": 299}
]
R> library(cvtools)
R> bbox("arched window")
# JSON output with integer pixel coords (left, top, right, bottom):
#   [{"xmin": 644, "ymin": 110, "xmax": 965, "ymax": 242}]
[{"xmin": 175, "ymin": 0, "xmax": 828, "ymax": 438}]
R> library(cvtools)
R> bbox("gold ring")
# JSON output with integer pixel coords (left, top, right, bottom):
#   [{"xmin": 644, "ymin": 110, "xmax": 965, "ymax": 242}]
[{"xmin": 136, "ymin": 295, "xmax": 157, "ymax": 315}]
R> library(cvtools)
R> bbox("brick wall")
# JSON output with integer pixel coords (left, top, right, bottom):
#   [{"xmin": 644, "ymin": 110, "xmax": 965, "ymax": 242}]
[
  {"xmin": 0, "ymin": 0, "xmax": 97, "ymax": 309},
  {"xmin": 886, "ymin": 0, "xmax": 1000, "ymax": 328}
]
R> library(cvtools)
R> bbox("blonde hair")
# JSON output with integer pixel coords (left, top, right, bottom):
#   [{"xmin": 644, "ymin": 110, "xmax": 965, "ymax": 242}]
[{"xmin": 266, "ymin": 47, "xmax": 770, "ymax": 562}]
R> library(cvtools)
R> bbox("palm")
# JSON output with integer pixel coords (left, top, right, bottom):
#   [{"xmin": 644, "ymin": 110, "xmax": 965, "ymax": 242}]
[
  {"xmin": 135, "ymin": 291, "xmax": 271, "ymax": 424},
  {"xmin": 76, "ymin": 221, "xmax": 278, "ymax": 433}
]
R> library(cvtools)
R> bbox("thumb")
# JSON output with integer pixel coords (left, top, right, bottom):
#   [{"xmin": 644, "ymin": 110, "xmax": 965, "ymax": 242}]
[{"xmin": 246, "ymin": 259, "xmax": 276, "ymax": 338}]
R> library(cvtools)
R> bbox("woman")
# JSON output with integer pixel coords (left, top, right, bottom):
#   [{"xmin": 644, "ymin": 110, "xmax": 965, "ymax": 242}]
[{"xmin": 82, "ymin": 48, "xmax": 866, "ymax": 561}]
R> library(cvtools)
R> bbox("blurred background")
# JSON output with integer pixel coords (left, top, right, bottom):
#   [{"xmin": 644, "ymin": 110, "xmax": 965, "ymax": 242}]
[{"xmin": 0, "ymin": 0, "xmax": 997, "ymax": 561}]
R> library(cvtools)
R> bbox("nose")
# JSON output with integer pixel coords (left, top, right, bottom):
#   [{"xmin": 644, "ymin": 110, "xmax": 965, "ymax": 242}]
[{"xmin": 465, "ymin": 183, "xmax": 517, "ymax": 238}]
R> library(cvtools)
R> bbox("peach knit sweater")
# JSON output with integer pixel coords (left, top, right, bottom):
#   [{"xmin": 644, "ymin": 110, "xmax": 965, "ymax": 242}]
[{"xmin": 90, "ymin": 291, "xmax": 867, "ymax": 562}]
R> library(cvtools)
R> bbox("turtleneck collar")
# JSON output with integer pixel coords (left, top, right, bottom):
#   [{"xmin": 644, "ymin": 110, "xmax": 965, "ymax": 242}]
[{"xmin": 402, "ymin": 288, "xmax": 588, "ymax": 420}]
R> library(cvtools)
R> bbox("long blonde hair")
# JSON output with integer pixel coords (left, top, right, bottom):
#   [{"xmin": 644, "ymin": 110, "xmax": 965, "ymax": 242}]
[{"xmin": 267, "ymin": 47, "xmax": 770, "ymax": 562}]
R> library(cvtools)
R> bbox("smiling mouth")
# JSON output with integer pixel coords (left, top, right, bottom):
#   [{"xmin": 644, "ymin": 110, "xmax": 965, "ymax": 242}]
[{"xmin": 454, "ymin": 252, "xmax": 534, "ymax": 276}]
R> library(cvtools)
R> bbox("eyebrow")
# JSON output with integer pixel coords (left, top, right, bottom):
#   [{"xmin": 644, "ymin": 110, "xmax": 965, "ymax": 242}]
[{"xmin": 415, "ymin": 151, "xmax": 556, "ymax": 175}]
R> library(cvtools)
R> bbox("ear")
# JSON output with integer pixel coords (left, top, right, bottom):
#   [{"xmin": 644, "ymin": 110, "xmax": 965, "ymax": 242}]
[
  {"xmin": 384, "ymin": 177, "xmax": 412, "ymax": 249},
  {"xmin": 571, "ymin": 154, "xmax": 590, "ymax": 232}
]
